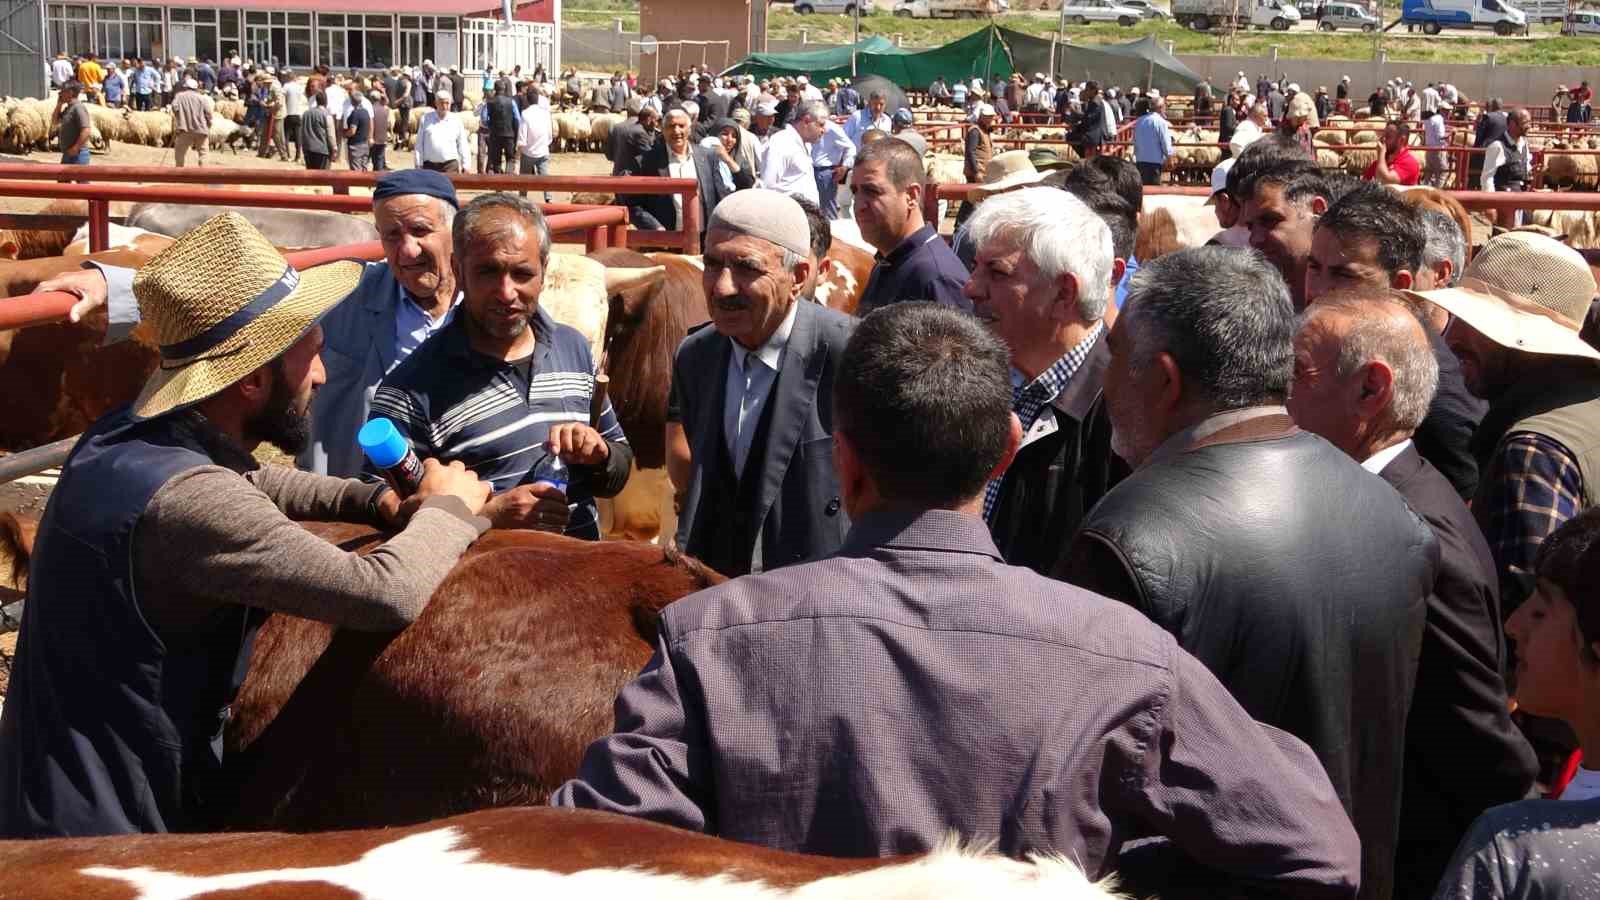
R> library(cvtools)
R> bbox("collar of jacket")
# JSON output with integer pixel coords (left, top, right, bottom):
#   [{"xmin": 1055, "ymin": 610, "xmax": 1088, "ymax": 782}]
[
  {"xmin": 839, "ymin": 508, "xmax": 1004, "ymax": 562},
  {"xmin": 1151, "ymin": 405, "xmax": 1299, "ymax": 464}
]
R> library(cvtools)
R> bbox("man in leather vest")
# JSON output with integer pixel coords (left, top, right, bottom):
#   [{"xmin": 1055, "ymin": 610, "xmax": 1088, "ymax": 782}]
[
  {"xmin": 1287, "ymin": 289, "xmax": 1537, "ymax": 899},
  {"xmin": 666, "ymin": 190, "xmax": 853, "ymax": 577},
  {"xmin": 0, "ymin": 214, "xmax": 493, "ymax": 838},
  {"xmin": 961, "ymin": 187, "xmax": 1121, "ymax": 576},
  {"xmin": 1408, "ymin": 232, "xmax": 1600, "ymax": 613},
  {"xmin": 1304, "ymin": 182, "xmax": 1486, "ymax": 500},
  {"xmin": 1060, "ymin": 246, "xmax": 1439, "ymax": 900},
  {"xmin": 484, "ymin": 83, "xmax": 520, "ymax": 175}
]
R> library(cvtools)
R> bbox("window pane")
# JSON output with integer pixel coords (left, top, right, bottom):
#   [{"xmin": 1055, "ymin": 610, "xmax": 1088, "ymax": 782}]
[
  {"xmin": 437, "ymin": 17, "xmax": 455, "ymax": 28},
  {"xmin": 287, "ymin": 12, "xmax": 309, "ymax": 25},
  {"xmin": 288, "ymin": 34, "xmax": 311, "ymax": 66},
  {"xmin": 196, "ymin": 23, "xmax": 217, "ymax": 59},
  {"xmin": 48, "ymin": 3, "xmax": 62, "ymax": 14},
  {"xmin": 366, "ymin": 30, "xmax": 392, "ymax": 67},
  {"xmin": 195, "ymin": 8, "xmax": 214, "ymax": 21},
  {"xmin": 347, "ymin": 29, "xmax": 363, "ymax": 68},
  {"xmin": 169, "ymin": 7, "xmax": 189, "ymax": 21},
  {"xmin": 367, "ymin": 14, "xmax": 390, "ymax": 27},
  {"xmin": 321, "ymin": 13, "xmax": 343, "ymax": 25},
  {"xmin": 246, "ymin": 11, "xmax": 267, "ymax": 23},
  {"xmin": 140, "ymin": 7, "xmax": 160, "ymax": 22},
  {"xmin": 67, "ymin": 3, "xmax": 89, "ymax": 14}
]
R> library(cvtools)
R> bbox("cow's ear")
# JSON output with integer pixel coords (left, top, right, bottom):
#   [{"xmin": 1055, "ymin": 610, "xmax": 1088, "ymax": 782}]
[{"xmin": 0, "ymin": 240, "xmax": 17, "ymax": 260}]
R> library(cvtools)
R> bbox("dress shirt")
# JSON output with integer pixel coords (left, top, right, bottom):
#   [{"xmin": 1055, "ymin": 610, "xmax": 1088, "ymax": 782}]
[
  {"xmin": 283, "ymin": 80, "xmax": 308, "ymax": 117},
  {"xmin": 723, "ymin": 300, "xmax": 798, "ymax": 477},
  {"xmin": 1133, "ymin": 112, "xmax": 1173, "ymax": 165},
  {"xmin": 414, "ymin": 109, "xmax": 472, "ymax": 167},
  {"xmin": 1229, "ymin": 118, "xmax": 1264, "ymax": 156},
  {"xmin": 1480, "ymin": 137, "xmax": 1530, "ymax": 190},
  {"xmin": 50, "ymin": 57, "xmax": 73, "ymax": 86},
  {"xmin": 844, "ymin": 109, "xmax": 892, "ymax": 149},
  {"xmin": 393, "ymin": 287, "xmax": 460, "ymax": 360},
  {"xmin": 759, "ymin": 125, "xmax": 818, "ymax": 203},
  {"xmin": 325, "ymin": 84, "xmax": 349, "ymax": 123},
  {"xmin": 665, "ymin": 145, "xmax": 695, "ymax": 227},
  {"xmin": 810, "ymin": 119, "xmax": 856, "ymax": 169},
  {"xmin": 1362, "ymin": 439, "xmax": 1414, "ymax": 475},
  {"xmin": 517, "ymin": 101, "xmax": 552, "ymax": 158}
]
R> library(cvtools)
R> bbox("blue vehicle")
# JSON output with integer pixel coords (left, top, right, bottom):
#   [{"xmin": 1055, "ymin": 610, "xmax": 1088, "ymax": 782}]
[{"xmin": 1400, "ymin": 0, "xmax": 1528, "ymax": 34}]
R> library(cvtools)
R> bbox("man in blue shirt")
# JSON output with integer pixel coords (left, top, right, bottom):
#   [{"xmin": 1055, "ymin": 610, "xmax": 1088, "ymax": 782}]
[
  {"xmin": 1132, "ymin": 96, "xmax": 1174, "ymax": 186},
  {"xmin": 851, "ymin": 138, "xmax": 973, "ymax": 317},
  {"xmin": 370, "ymin": 193, "xmax": 632, "ymax": 539},
  {"xmin": 843, "ymin": 89, "xmax": 892, "ymax": 151}
]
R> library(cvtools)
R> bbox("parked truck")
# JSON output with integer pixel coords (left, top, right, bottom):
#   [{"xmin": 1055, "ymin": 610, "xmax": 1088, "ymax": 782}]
[
  {"xmin": 1400, "ymin": 0, "xmax": 1527, "ymax": 33},
  {"xmin": 1173, "ymin": 0, "xmax": 1302, "ymax": 29},
  {"xmin": 1507, "ymin": 0, "xmax": 1569, "ymax": 22},
  {"xmin": 892, "ymin": 0, "xmax": 1009, "ymax": 16}
]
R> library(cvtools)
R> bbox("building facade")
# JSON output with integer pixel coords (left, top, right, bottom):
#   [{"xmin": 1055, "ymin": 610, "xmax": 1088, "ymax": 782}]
[{"xmin": 41, "ymin": 0, "xmax": 560, "ymax": 75}]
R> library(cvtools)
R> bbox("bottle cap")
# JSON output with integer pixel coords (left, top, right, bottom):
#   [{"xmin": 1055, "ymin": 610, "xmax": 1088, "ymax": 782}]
[{"xmin": 358, "ymin": 417, "xmax": 409, "ymax": 468}]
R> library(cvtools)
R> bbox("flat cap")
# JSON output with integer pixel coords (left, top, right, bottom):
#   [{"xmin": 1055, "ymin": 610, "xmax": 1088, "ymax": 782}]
[
  {"xmin": 706, "ymin": 189, "xmax": 810, "ymax": 258},
  {"xmin": 372, "ymin": 168, "xmax": 459, "ymax": 209}
]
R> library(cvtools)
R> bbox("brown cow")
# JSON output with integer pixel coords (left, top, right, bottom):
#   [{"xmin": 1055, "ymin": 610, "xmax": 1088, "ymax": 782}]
[
  {"xmin": 0, "ymin": 514, "xmax": 721, "ymax": 831},
  {"xmin": 0, "ymin": 807, "xmax": 1123, "ymax": 900},
  {"xmin": 0, "ymin": 200, "xmax": 98, "ymax": 261}
]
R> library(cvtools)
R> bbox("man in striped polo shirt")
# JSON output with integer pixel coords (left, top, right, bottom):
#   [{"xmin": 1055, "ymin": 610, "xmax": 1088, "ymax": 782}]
[{"xmin": 369, "ymin": 193, "xmax": 632, "ymax": 539}]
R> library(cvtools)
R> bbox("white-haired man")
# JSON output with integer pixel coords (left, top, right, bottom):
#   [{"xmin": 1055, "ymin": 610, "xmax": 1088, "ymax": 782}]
[
  {"xmin": 961, "ymin": 187, "xmax": 1121, "ymax": 576},
  {"xmin": 1287, "ymin": 289, "xmax": 1537, "ymax": 898}
]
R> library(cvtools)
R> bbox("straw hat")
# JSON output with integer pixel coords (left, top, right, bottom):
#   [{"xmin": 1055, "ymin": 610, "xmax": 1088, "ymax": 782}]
[
  {"xmin": 129, "ymin": 213, "xmax": 362, "ymax": 421},
  {"xmin": 1403, "ymin": 279, "xmax": 1600, "ymax": 364},
  {"xmin": 972, "ymin": 150, "xmax": 1046, "ymax": 199},
  {"xmin": 1462, "ymin": 231, "xmax": 1597, "ymax": 329}
]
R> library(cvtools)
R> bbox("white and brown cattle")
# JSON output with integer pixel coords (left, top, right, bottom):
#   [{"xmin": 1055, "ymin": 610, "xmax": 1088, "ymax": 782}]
[{"xmin": 0, "ymin": 807, "xmax": 1123, "ymax": 900}]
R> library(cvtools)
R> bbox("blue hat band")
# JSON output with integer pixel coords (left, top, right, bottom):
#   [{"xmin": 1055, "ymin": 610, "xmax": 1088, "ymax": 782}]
[{"xmin": 160, "ymin": 264, "xmax": 300, "ymax": 362}]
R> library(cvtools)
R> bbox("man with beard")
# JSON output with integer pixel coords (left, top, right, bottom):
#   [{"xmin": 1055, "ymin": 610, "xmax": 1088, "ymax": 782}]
[
  {"xmin": 665, "ymin": 189, "xmax": 854, "ymax": 577},
  {"xmin": 368, "ymin": 193, "xmax": 633, "ymax": 541},
  {"xmin": 41, "ymin": 170, "xmax": 488, "ymax": 487},
  {"xmin": 0, "ymin": 213, "xmax": 493, "ymax": 838}
]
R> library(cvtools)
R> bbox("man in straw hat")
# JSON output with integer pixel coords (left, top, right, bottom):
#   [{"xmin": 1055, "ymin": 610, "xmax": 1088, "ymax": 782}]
[
  {"xmin": 851, "ymin": 138, "xmax": 972, "ymax": 317},
  {"xmin": 961, "ymin": 187, "xmax": 1120, "ymax": 576},
  {"xmin": 368, "ymin": 194, "xmax": 634, "ymax": 542},
  {"xmin": 1405, "ymin": 231, "xmax": 1600, "ymax": 611},
  {"xmin": 949, "ymin": 149, "xmax": 1047, "ymax": 270},
  {"xmin": 0, "ymin": 214, "xmax": 494, "ymax": 838}
]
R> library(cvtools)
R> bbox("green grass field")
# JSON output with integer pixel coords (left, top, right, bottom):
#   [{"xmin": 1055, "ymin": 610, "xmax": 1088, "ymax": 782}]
[{"xmin": 564, "ymin": 3, "xmax": 1600, "ymax": 66}]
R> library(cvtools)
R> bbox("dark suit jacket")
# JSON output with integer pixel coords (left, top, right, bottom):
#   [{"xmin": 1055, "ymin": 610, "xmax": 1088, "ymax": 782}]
[
  {"xmin": 638, "ymin": 141, "xmax": 748, "ymax": 235},
  {"xmin": 695, "ymin": 90, "xmax": 731, "ymax": 124},
  {"xmin": 1414, "ymin": 327, "xmax": 1488, "ymax": 500},
  {"xmin": 671, "ymin": 301, "xmax": 855, "ymax": 575},
  {"xmin": 1382, "ymin": 443, "xmax": 1537, "ymax": 900},
  {"xmin": 1070, "ymin": 98, "xmax": 1113, "ymax": 149}
]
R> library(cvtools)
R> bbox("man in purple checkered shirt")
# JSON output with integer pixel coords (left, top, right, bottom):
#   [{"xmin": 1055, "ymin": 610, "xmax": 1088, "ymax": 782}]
[{"xmin": 961, "ymin": 187, "xmax": 1122, "ymax": 576}]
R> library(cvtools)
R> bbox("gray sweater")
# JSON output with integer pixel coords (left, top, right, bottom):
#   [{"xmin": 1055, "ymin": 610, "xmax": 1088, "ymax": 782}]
[{"xmin": 299, "ymin": 107, "xmax": 334, "ymax": 156}]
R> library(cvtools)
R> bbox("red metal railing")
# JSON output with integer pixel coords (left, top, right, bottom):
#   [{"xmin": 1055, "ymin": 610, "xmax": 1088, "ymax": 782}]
[{"xmin": 0, "ymin": 163, "xmax": 698, "ymax": 254}]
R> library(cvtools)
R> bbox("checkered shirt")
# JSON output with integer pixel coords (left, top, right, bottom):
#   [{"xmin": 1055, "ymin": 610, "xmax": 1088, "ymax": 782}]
[
  {"xmin": 1480, "ymin": 431, "xmax": 1586, "ymax": 585},
  {"xmin": 982, "ymin": 323, "xmax": 1104, "ymax": 522}
]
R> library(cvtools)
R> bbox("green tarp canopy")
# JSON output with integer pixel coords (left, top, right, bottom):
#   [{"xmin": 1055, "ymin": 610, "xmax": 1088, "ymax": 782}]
[
  {"xmin": 724, "ymin": 25, "xmax": 1014, "ymax": 88},
  {"xmin": 999, "ymin": 28, "xmax": 1203, "ymax": 94}
]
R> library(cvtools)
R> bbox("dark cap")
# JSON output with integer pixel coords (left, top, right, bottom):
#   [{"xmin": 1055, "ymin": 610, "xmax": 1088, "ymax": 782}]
[{"xmin": 372, "ymin": 168, "xmax": 459, "ymax": 209}]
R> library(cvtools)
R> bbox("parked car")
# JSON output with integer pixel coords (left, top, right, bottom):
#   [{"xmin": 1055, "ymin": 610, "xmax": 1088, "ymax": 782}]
[
  {"xmin": 1060, "ymin": 0, "xmax": 1147, "ymax": 24},
  {"xmin": 1316, "ymin": 1, "xmax": 1381, "ymax": 29},
  {"xmin": 891, "ymin": 0, "xmax": 1006, "ymax": 16},
  {"xmin": 1120, "ymin": 0, "xmax": 1173, "ymax": 17},
  {"xmin": 792, "ymin": 0, "xmax": 876, "ymax": 13},
  {"xmin": 1562, "ymin": 8, "xmax": 1600, "ymax": 32}
]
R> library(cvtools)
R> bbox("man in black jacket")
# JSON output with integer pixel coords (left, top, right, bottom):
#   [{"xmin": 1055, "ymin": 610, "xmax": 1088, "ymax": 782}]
[
  {"xmin": 1068, "ymin": 80, "xmax": 1114, "ymax": 158},
  {"xmin": 961, "ymin": 186, "xmax": 1120, "ymax": 576},
  {"xmin": 1287, "ymin": 289, "xmax": 1536, "ymax": 900},
  {"xmin": 1060, "ymin": 246, "xmax": 1439, "ymax": 900},
  {"xmin": 483, "ymin": 84, "xmax": 519, "ymax": 174}
]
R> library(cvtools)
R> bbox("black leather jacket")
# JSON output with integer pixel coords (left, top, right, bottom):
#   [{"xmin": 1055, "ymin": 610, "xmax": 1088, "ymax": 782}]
[{"xmin": 1062, "ymin": 411, "xmax": 1438, "ymax": 900}]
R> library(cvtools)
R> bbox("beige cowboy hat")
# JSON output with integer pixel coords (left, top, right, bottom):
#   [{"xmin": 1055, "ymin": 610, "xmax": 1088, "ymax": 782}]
[
  {"xmin": 1459, "ymin": 230, "xmax": 1596, "ymax": 329},
  {"xmin": 972, "ymin": 150, "xmax": 1047, "ymax": 199},
  {"xmin": 1402, "ymin": 278, "xmax": 1600, "ymax": 364},
  {"xmin": 129, "ymin": 213, "xmax": 362, "ymax": 421}
]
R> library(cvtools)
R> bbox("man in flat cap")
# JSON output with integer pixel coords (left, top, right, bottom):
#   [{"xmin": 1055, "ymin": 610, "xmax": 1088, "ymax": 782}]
[
  {"xmin": 663, "ymin": 189, "xmax": 854, "ymax": 578},
  {"xmin": 40, "ymin": 170, "xmax": 561, "ymax": 534}
]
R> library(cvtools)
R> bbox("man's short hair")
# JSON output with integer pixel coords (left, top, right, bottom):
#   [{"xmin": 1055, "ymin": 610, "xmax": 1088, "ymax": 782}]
[
  {"xmin": 665, "ymin": 107, "xmax": 691, "ymax": 124},
  {"xmin": 797, "ymin": 100, "xmax": 830, "ymax": 123},
  {"xmin": 1124, "ymin": 246, "xmax": 1295, "ymax": 408},
  {"xmin": 1240, "ymin": 157, "xmax": 1325, "ymax": 206},
  {"xmin": 1301, "ymin": 290, "xmax": 1440, "ymax": 433},
  {"xmin": 1061, "ymin": 184, "xmax": 1134, "ymax": 265},
  {"xmin": 857, "ymin": 137, "xmax": 924, "ymax": 191},
  {"xmin": 1417, "ymin": 208, "xmax": 1466, "ymax": 287},
  {"xmin": 869, "ymin": 90, "xmax": 887, "ymax": 103},
  {"xmin": 62, "ymin": 79, "xmax": 83, "ymax": 94},
  {"xmin": 1085, "ymin": 155, "xmax": 1143, "ymax": 217},
  {"xmin": 1316, "ymin": 182, "xmax": 1426, "ymax": 279},
  {"xmin": 966, "ymin": 187, "xmax": 1114, "ymax": 323},
  {"xmin": 835, "ymin": 303, "xmax": 1013, "ymax": 508},
  {"xmin": 790, "ymin": 194, "xmax": 832, "ymax": 261},
  {"xmin": 452, "ymin": 192, "xmax": 551, "ymax": 266},
  {"xmin": 1226, "ymin": 138, "xmax": 1316, "ymax": 200}
]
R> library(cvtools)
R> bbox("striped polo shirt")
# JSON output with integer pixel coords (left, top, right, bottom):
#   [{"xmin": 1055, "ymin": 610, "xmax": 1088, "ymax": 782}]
[{"xmin": 368, "ymin": 306, "xmax": 625, "ymax": 540}]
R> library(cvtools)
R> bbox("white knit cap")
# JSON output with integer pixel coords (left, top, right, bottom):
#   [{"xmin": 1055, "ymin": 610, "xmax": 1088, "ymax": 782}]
[{"xmin": 706, "ymin": 189, "xmax": 810, "ymax": 258}]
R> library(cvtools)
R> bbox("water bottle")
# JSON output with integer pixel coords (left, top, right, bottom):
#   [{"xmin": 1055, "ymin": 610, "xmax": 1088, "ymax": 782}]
[
  {"xmin": 532, "ymin": 452, "xmax": 568, "ymax": 497},
  {"xmin": 358, "ymin": 417, "xmax": 425, "ymax": 498}
]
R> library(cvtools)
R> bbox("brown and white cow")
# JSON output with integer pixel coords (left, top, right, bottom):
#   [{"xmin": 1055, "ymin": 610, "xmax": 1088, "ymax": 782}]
[{"xmin": 0, "ymin": 807, "xmax": 1124, "ymax": 900}]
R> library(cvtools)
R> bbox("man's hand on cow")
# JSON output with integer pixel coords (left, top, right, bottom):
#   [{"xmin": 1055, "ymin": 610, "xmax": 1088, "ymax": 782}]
[
  {"xmin": 405, "ymin": 458, "xmax": 492, "ymax": 517},
  {"xmin": 482, "ymin": 483, "xmax": 570, "ymax": 533},
  {"xmin": 546, "ymin": 423, "xmax": 610, "ymax": 466},
  {"xmin": 37, "ymin": 267, "xmax": 110, "ymax": 333}
]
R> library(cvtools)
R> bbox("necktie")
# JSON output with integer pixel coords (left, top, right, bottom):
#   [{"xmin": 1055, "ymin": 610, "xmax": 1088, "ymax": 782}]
[{"xmin": 733, "ymin": 351, "xmax": 761, "ymax": 477}]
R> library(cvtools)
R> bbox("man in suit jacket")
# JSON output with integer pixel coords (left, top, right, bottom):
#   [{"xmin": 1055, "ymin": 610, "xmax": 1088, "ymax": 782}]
[
  {"xmin": 693, "ymin": 74, "xmax": 731, "ymax": 133},
  {"xmin": 612, "ymin": 105, "xmax": 663, "ymax": 229},
  {"xmin": 638, "ymin": 109, "xmax": 747, "ymax": 240},
  {"xmin": 556, "ymin": 302, "xmax": 1363, "ymax": 898},
  {"xmin": 1286, "ymin": 289, "xmax": 1537, "ymax": 900},
  {"xmin": 1068, "ymin": 80, "xmax": 1115, "ymax": 157},
  {"xmin": 664, "ymin": 189, "xmax": 854, "ymax": 577},
  {"xmin": 44, "ymin": 169, "xmax": 465, "ymax": 480}
]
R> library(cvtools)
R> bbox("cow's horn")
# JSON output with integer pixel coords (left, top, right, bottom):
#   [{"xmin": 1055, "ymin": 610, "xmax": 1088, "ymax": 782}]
[{"xmin": 604, "ymin": 265, "xmax": 666, "ymax": 294}]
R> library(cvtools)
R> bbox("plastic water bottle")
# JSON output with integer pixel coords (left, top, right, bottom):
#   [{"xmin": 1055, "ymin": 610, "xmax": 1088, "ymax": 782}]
[
  {"xmin": 358, "ymin": 417, "xmax": 425, "ymax": 498},
  {"xmin": 533, "ymin": 453, "xmax": 568, "ymax": 497}
]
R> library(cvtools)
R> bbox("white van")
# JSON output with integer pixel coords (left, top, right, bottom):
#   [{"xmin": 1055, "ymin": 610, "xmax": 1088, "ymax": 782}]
[
  {"xmin": 1510, "ymin": 0, "xmax": 1570, "ymax": 22},
  {"xmin": 1563, "ymin": 8, "xmax": 1600, "ymax": 31},
  {"xmin": 1316, "ymin": 1, "xmax": 1381, "ymax": 29},
  {"xmin": 792, "ymin": 0, "xmax": 876, "ymax": 13}
]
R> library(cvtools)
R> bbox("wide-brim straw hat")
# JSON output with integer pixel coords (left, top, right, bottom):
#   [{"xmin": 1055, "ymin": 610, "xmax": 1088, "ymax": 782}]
[
  {"xmin": 1402, "ymin": 278, "xmax": 1600, "ymax": 364},
  {"xmin": 1461, "ymin": 230, "xmax": 1596, "ymax": 329},
  {"xmin": 972, "ymin": 150, "xmax": 1047, "ymax": 199},
  {"xmin": 129, "ymin": 213, "xmax": 362, "ymax": 421}
]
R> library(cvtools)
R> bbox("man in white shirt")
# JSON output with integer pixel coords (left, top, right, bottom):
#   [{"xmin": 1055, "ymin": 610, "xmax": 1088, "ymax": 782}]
[
  {"xmin": 1480, "ymin": 106, "xmax": 1531, "ymax": 228},
  {"xmin": 283, "ymin": 73, "xmax": 308, "ymax": 162},
  {"xmin": 1023, "ymin": 73, "xmax": 1048, "ymax": 113},
  {"xmin": 798, "ymin": 74, "xmax": 823, "ymax": 103},
  {"xmin": 844, "ymin": 90, "xmax": 892, "ymax": 151},
  {"xmin": 1422, "ymin": 109, "xmax": 1449, "ymax": 187},
  {"xmin": 414, "ymin": 90, "xmax": 472, "ymax": 172},
  {"xmin": 517, "ymin": 85, "xmax": 554, "ymax": 202},
  {"xmin": 1229, "ymin": 102, "xmax": 1269, "ymax": 157},
  {"xmin": 760, "ymin": 100, "xmax": 826, "ymax": 205},
  {"xmin": 1421, "ymin": 82, "xmax": 1441, "ymax": 116},
  {"xmin": 810, "ymin": 104, "xmax": 857, "ymax": 219},
  {"xmin": 51, "ymin": 53, "xmax": 75, "ymax": 89},
  {"xmin": 324, "ymin": 76, "xmax": 350, "ymax": 158}
]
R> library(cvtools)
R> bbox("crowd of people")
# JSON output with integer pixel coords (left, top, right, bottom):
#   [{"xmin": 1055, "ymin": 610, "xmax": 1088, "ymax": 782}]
[{"xmin": 8, "ymin": 52, "xmax": 1600, "ymax": 900}]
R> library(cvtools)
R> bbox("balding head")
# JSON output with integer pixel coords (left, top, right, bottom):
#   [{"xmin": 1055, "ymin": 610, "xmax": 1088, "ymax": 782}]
[{"xmin": 1288, "ymin": 289, "xmax": 1440, "ymax": 462}]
